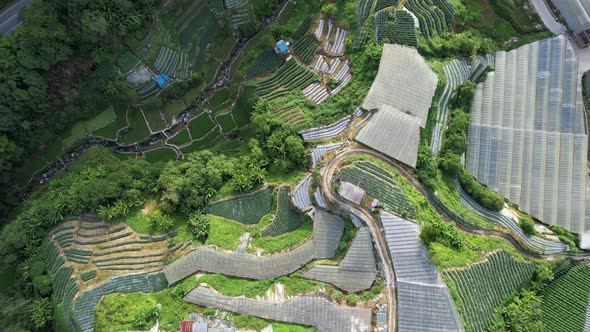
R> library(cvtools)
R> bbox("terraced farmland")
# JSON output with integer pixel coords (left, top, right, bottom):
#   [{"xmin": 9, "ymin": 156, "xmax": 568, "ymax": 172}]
[
  {"xmin": 338, "ymin": 162, "xmax": 416, "ymax": 219},
  {"xmin": 187, "ymin": 111, "xmax": 217, "ymax": 139},
  {"xmin": 261, "ymin": 186, "xmax": 305, "ymax": 236},
  {"xmin": 47, "ymin": 216, "xmax": 190, "ymax": 278},
  {"xmin": 255, "ymin": 59, "xmax": 318, "ymax": 101},
  {"xmin": 541, "ymin": 264, "xmax": 590, "ymax": 332},
  {"xmin": 269, "ymin": 96, "xmax": 307, "ymax": 126},
  {"xmin": 405, "ymin": 0, "xmax": 453, "ymax": 38},
  {"xmin": 204, "ymin": 188, "xmax": 273, "ymax": 224},
  {"xmin": 375, "ymin": 9, "xmax": 418, "ymax": 46},
  {"xmin": 293, "ymin": 35, "xmax": 319, "ymax": 64},
  {"xmin": 374, "ymin": 0, "xmax": 398, "ymax": 12},
  {"xmin": 225, "ymin": 0, "xmax": 251, "ymax": 27},
  {"xmin": 292, "ymin": 16, "xmax": 313, "ymax": 40},
  {"xmin": 444, "ymin": 251, "xmax": 536, "ymax": 332},
  {"xmin": 117, "ymin": 50, "xmax": 142, "ymax": 73},
  {"xmin": 244, "ymin": 48, "xmax": 283, "ymax": 79}
]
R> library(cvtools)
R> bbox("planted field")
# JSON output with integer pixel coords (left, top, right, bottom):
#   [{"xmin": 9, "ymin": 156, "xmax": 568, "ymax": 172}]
[
  {"xmin": 293, "ymin": 35, "xmax": 319, "ymax": 64},
  {"xmin": 210, "ymin": 0, "xmax": 226, "ymax": 17},
  {"xmin": 168, "ymin": 128, "xmax": 191, "ymax": 146},
  {"xmin": 119, "ymin": 108, "xmax": 151, "ymax": 144},
  {"xmin": 244, "ymin": 48, "xmax": 284, "ymax": 79},
  {"xmin": 207, "ymin": 88, "xmax": 232, "ymax": 111},
  {"xmin": 95, "ymin": 60, "xmax": 120, "ymax": 80},
  {"xmin": 225, "ymin": 0, "xmax": 251, "ymax": 27},
  {"xmin": 216, "ymin": 113, "xmax": 237, "ymax": 133},
  {"xmin": 188, "ymin": 112, "xmax": 216, "ymax": 139},
  {"xmin": 145, "ymin": 148, "xmax": 177, "ymax": 163},
  {"xmin": 142, "ymin": 107, "xmax": 167, "ymax": 133},
  {"xmin": 204, "ymin": 188, "xmax": 273, "ymax": 224},
  {"xmin": 255, "ymin": 59, "xmax": 317, "ymax": 100},
  {"xmin": 443, "ymin": 251, "xmax": 536, "ymax": 332},
  {"xmin": 541, "ymin": 264, "xmax": 590, "ymax": 332},
  {"xmin": 405, "ymin": 0, "xmax": 453, "ymax": 39},
  {"xmin": 292, "ymin": 16, "xmax": 312, "ymax": 40},
  {"xmin": 136, "ymin": 80, "xmax": 161, "ymax": 104},
  {"xmin": 375, "ymin": 10, "xmax": 418, "ymax": 47},
  {"xmin": 374, "ymin": 0, "xmax": 398, "ymax": 12},
  {"xmin": 93, "ymin": 103, "xmax": 128, "ymax": 140},
  {"xmin": 180, "ymin": 129, "xmax": 221, "ymax": 153},
  {"xmin": 338, "ymin": 163, "xmax": 416, "ymax": 219},
  {"xmin": 117, "ymin": 50, "xmax": 142, "ymax": 73},
  {"xmin": 261, "ymin": 187, "xmax": 305, "ymax": 236},
  {"xmin": 231, "ymin": 86, "xmax": 255, "ymax": 127}
]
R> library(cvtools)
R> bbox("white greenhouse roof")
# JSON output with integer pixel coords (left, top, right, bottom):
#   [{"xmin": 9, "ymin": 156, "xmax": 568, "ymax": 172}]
[
  {"xmin": 552, "ymin": 0, "xmax": 590, "ymax": 35},
  {"xmin": 362, "ymin": 43, "xmax": 437, "ymax": 128},
  {"xmin": 466, "ymin": 35, "xmax": 590, "ymax": 235},
  {"xmin": 356, "ymin": 105, "xmax": 421, "ymax": 167}
]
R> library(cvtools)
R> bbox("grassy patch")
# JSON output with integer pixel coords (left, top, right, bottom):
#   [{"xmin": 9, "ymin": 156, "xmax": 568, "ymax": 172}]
[
  {"xmin": 215, "ymin": 112, "xmax": 237, "ymax": 133},
  {"xmin": 94, "ymin": 276, "xmax": 200, "ymax": 332},
  {"xmin": 205, "ymin": 215, "xmax": 247, "ymax": 250},
  {"xmin": 94, "ymin": 103, "xmax": 128, "ymax": 140},
  {"xmin": 145, "ymin": 148, "xmax": 177, "ymax": 163},
  {"xmin": 168, "ymin": 128, "xmax": 191, "ymax": 146},
  {"xmin": 252, "ymin": 217, "xmax": 313, "ymax": 254},
  {"xmin": 180, "ymin": 129, "xmax": 221, "ymax": 154},
  {"xmin": 142, "ymin": 104, "xmax": 167, "ymax": 132},
  {"xmin": 188, "ymin": 111, "xmax": 217, "ymax": 139},
  {"xmin": 119, "ymin": 107, "xmax": 151, "ymax": 144}
]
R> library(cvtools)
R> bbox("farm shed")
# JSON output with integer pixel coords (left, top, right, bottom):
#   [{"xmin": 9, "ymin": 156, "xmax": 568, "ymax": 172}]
[
  {"xmin": 184, "ymin": 286, "xmax": 372, "ymax": 332},
  {"xmin": 338, "ymin": 181, "xmax": 366, "ymax": 205},
  {"xmin": 155, "ymin": 73, "xmax": 170, "ymax": 88},
  {"xmin": 275, "ymin": 39, "xmax": 289, "ymax": 54},
  {"xmin": 552, "ymin": 0, "xmax": 590, "ymax": 47},
  {"xmin": 355, "ymin": 105, "xmax": 421, "ymax": 167},
  {"xmin": 362, "ymin": 43, "xmax": 437, "ymax": 127},
  {"xmin": 465, "ymin": 35, "xmax": 590, "ymax": 243}
]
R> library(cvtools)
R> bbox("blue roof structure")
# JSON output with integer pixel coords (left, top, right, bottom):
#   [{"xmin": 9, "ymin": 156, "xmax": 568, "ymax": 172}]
[
  {"xmin": 276, "ymin": 40, "xmax": 289, "ymax": 54},
  {"xmin": 155, "ymin": 73, "xmax": 170, "ymax": 88}
]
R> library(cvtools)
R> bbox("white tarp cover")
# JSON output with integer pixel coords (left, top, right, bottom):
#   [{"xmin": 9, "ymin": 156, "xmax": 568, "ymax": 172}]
[
  {"xmin": 362, "ymin": 43, "xmax": 437, "ymax": 128},
  {"xmin": 356, "ymin": 105, "xmax": 421, "ymax": 167}
]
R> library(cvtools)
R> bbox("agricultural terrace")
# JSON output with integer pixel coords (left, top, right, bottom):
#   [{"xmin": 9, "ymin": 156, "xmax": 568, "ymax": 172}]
[
  {"xmin": 47, "ymin": 216, "xmax": 191, "ymax": 285},
  {"xmin": 203, "ymin": 188, "xmax": 273, "ymax": 224},
  {"xmin": 337, "ymin": 161, "xmax": 417, "ymax": 219},
  {"xmin": 162, "ymin": 210, "xmax": 344, "ymax": 284},
  {"xmin": 184, "ymin": 285, "xmax": 372, "ymax": 332},
  {"xmin": 404, "ymin": 0, "xmax": 454, "ymax": 38},
  {"xmin": 261, "ymin": 186, "xmax": 305, "ymax": 236},
  {"xmin": 541, "ymin": 264, "xmax": 590, "ymax": 332},
  {"xmin": 443, "ymin": 251, "xmax": 536, "ymax": 332}
]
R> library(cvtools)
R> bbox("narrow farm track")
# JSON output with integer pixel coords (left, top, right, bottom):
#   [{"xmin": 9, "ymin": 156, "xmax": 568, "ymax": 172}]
[{"xmin": 16, "ymin": 0, "xmax": 294, "ymax": 201}]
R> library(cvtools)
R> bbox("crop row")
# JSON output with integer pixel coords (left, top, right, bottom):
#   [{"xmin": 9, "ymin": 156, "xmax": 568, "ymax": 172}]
[
  {"xmin": 357, "ymin": 0, "xmax": 374, "ymax": 27},
  {"xmin": 62, "ymin": 277, "xmax": 80, "ymax": 330},
  {"xmin": 244, "ymin": 48, "xmax": 283, "ymax": 79},
  {"xmin": 116, "ymin": 50, "xmax": 141, "ymax": 74},
  {"xmin": 93, "ymin": 247, "xmax": 143, "ymax": 256},
  {"xmin": 374, "ymin": 0, "xmax": 398, "ymax": 12},
  {"xmin": 52, "ymin": 266, "xmax": 74, "ymax": 302},
  {"xmin": 210, "ymin": 0, "xmax": 226, "ymax": 17},
  {"xmin": 339, "ymin": 166, "xmax": 416, "ymax": 218},
  {"xmin": 76, "ymin": 224, "xmax": 126, "ymax": 238},
  {"xmin": 541, "ymin": 264, "xmax": 590, "ymax": 332},
  {"xmin": 293, "ymin": 35, "xmax": 319, "ymax": 64},
  {"xmin": 355, "ymin": 161, "xmax": 396, "ymax": 182},
  {"xmin": 78, "ymin": 223, "xmax": 109, "ymax": 230},
  {"xmin": 51, "ymin": 224, "xmax": 76, "ymax": 234},
  {"xmin": 256, "ymin": 60, "xmax": 317, "ymax": 99},
  {"xmin": 444, "ymin": 251, "xmax": 536, "ymax": 332},
  {"xmin": 74, "ymin": 232, "xmax": 133, "ymax": 245},
  {"xmin": 92, "ymin": 252, "xmax": 165, "ymax": 264},
  {"xmin": 98, "ymin": 239, "xmax": 155, "ymax": 250},
  {"xmin": 405, "ymin": 0, "xmax": 452, "ymax": 39},
  {"xmin": 80, "ymin": 270, "xmax": 97, "ymax": 282},
  {"xmin": 261, "ymin": 187, "xmax": 304, "ymax": 236},
  {"xmin": 375, "ymin": 10, "xmax": 418, "ymax": 47},
  {"xmin": 204, "ymin": 187, "xmax": 273, "ymax": 224},
  {"xmin": 292, "ymin": 16, "xmax": 313, "ymax": 40},
  {"xmin": 44, "ymin": 242, "xmax": 64, "ymax": 274},
  {"xmin": 96, "ymin": 258, "xmax": 165, "ymax": 269}
]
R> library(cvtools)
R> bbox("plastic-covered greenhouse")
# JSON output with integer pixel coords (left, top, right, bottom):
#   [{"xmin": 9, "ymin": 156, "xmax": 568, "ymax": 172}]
[
  {"xmin": 380, "ymin": 211, "xmax": 464, "ymax": 332},
  {"xmin": 466, "ymin": 35, "xmax": 590, "ymax": 237}
]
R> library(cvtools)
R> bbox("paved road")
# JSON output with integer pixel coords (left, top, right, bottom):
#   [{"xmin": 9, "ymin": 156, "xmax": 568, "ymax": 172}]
[
  {"xmin": 0, "ymin": 0, "xmax": 32, "ymax": 35},
  {"xmin": 529, "ymin": 0, "xmax": 590, "ymax": 76},
  {"xmin": 320, "ymin": 148, "xmax": 397, "ymax": 332}
]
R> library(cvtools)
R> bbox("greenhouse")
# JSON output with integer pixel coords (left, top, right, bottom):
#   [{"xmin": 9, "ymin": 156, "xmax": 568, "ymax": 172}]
[
  {"xmin": 184, "ymin": 286, "xmax": 372, "ymax": 332},
  {"xmin": 362, "ymin": 43, "xmax": 437, "ymax": 127},
  {"xmin": 356, "ymin": 105, "xmax": 422, "ymax": 167},
  {"xmin": 380, "ymin": 211, "xmax": 464, "ymax": 331},
  {"xmin": 465, "ymin": 36, "xmax": 590, "ymax": 241}
]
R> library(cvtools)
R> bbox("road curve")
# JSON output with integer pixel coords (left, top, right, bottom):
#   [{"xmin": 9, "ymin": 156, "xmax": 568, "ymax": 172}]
[{"xmin": 0, "ymin": 0, "xmax": 32, "ymax": 35}]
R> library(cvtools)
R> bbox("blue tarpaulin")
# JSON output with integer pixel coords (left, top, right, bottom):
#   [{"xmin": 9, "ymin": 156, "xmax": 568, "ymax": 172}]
[
  {"xmin": 155, "ymin": 73, "xmax": 170, "ymax": 88},
  {"xmin": 276, "ymin": 40, "xmax": 288, "ymax": 54}
]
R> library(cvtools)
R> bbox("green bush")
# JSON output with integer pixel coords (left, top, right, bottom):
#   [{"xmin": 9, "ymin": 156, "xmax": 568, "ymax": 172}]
[
  {"xmin": 189, "ymin": 212, "xmax": 210, "ymax": 242},
  {"xmin": 147, "ymin": 209, "xmax": 173, "ymax": 233},
  {"xmin": 519, "ymin": 215, "xmax": 536, "ymax": 236},
  {"xmin": 458, "ymin": 170, "xmax": 504, "ymax": 211}
]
